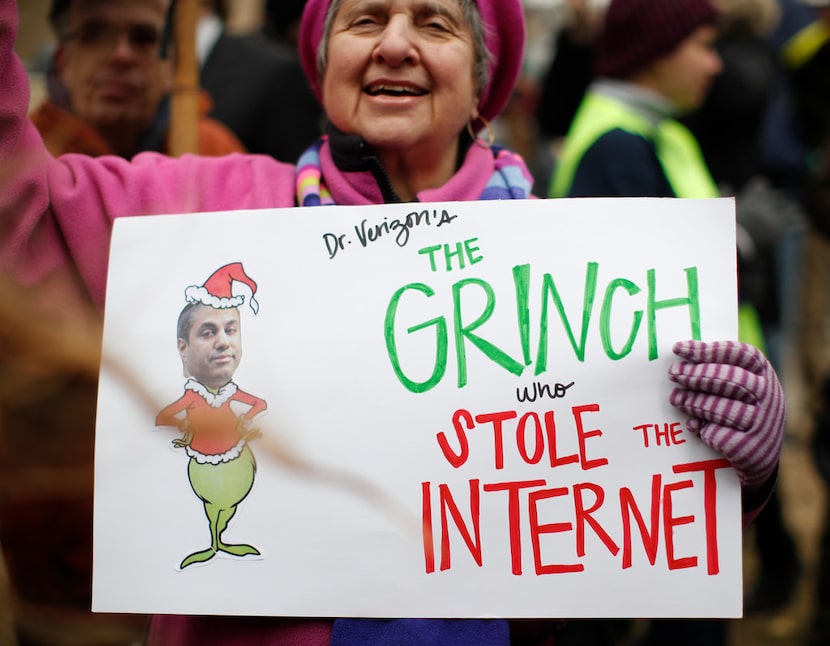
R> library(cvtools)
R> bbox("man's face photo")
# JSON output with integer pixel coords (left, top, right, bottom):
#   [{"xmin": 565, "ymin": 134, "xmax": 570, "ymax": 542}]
[{"xmin": 178, "ymin": 305, "xmax": 242, "ymax": 390}]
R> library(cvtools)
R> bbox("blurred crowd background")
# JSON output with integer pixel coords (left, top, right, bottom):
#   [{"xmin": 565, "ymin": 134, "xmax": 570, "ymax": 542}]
[{"xmin": 4, "ymin": 0, "xmax": 830, "ymax": 644}]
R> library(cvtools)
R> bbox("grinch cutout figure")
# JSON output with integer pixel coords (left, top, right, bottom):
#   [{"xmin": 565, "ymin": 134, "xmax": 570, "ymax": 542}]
[{"xmin": 156, "ymin": 263, "xmax": 267, "ymax": 569}]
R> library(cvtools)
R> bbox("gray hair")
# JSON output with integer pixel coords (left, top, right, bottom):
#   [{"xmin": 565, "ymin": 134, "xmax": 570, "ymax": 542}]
[{"xmin": 317, "ymin": 0, "xmax": 492, "ymax": 96}]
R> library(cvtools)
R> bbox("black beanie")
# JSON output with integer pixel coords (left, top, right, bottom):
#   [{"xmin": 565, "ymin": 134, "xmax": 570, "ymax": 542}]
[{"xmin": 595, "ymin": 0, "xmax": 719, "ymax": 79}]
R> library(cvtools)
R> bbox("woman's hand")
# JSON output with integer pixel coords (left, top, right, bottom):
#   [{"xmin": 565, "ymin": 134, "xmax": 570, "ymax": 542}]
[{"xmin": 668, "ymin": 340, "xmax": 785, "ymax": 491}]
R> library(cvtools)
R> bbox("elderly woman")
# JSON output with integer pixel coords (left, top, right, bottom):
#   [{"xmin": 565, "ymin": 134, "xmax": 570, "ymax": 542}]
[
  {"xmin": 0, "ymin": 0, "xmax": 784, "ymax": 644},
  {"xmin": 293, "ymin": 0, "xmax": 531, "ymax": 205}
]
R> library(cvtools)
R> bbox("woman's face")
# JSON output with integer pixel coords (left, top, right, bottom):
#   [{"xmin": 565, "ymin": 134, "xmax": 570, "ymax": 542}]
[{"xmin": 321, "ymin": 0, "xmax": 479, "ymax": 160}]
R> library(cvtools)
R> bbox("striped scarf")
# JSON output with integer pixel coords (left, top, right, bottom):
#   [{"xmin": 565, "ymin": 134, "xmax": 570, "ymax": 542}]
[{"xmin": 296, "ymin": 136, "xmax": 533, "ymax": 206}]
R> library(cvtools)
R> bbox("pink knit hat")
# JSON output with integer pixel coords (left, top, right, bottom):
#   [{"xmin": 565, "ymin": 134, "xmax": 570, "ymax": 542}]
[
  {"xmin": 595, "ymin": 0, "xmax": 719, "ymax": 79},
  {"xmin": 298, "ymin": 0, "xmax": 526, "ymax": 123}
]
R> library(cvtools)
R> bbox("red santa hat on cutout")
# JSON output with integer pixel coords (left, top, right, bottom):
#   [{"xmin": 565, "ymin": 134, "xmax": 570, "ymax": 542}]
[{"xmin": 184, "ymin": 262, "xmax": 259, "ymax": 315}]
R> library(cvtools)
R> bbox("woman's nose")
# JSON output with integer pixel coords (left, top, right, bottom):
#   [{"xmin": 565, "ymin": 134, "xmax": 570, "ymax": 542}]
[{"xmin": 373, "ymin": 16, "xmax": 419, "ymax": 66}]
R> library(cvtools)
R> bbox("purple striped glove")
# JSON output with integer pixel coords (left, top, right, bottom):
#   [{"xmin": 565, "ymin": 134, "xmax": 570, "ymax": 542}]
[{"xmin": 668, "ymin": 340, "xmax": 785, "ymax": 491}]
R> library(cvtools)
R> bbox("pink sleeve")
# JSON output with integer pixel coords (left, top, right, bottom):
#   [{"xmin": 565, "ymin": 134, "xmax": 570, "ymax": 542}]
[{"xmin": 0, "ymin": 0, "xmax": 296, "ymax": 311}]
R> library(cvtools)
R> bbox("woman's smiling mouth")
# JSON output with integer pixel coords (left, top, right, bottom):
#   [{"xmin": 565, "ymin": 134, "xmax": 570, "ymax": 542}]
[{"xmin": 364, "ymin": 82, "xmax": 427, "ymax": 97}]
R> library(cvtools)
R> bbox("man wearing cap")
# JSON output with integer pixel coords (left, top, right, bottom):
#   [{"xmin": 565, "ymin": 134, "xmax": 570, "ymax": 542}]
[
  {"xmin": 549, "ymin": 0, "xmax": 723, "ymax": 199},
  {"xmin": 156, "ymin": 263, "xmax": 266, "ymax": 569}
]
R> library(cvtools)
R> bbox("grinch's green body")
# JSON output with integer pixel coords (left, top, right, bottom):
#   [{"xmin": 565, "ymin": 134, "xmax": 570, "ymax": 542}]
[{"xmin": 180, "ymin": 445, "xmax": 259, "ymax": 568}]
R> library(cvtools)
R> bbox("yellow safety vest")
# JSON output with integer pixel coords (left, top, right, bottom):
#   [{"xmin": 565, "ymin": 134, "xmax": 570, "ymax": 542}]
[{"xmin": 549, "ymin": 91, "xmax": 719, "ymax": 199}]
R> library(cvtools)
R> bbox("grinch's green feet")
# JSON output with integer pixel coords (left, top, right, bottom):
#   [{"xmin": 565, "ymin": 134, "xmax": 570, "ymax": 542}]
[
  {"xmin": 218, "ymin": 542, "xmax": 260, "ymax": 557},
  {"xmin": 180, "ymin": 547, "xmax": 216, "ymax": 569},
  {"xmin": 178, "ymin": 543, "xmax": 258, "ymax": 568}
]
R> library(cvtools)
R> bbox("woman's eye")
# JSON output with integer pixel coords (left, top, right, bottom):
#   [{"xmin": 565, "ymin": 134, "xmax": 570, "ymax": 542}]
[
  {"xmin": 419, "ymin": 13, "xmax": 457, "ymax": 33},
  {"xmin": 352, "ymin": 15, "xmax": 381, "ymax": 27}
]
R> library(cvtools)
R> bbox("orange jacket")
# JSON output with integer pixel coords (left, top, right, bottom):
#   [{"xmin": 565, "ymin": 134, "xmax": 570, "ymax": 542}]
[{"xmin": 29, "ymin": 93, "xmax": 245, "ymax": 158}]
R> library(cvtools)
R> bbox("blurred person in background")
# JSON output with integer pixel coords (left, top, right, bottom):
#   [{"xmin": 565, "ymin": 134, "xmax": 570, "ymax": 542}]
[
  {"xmin": 198, "ymin": 0, "xmax": 324, "ymax": 162},
  {"xmin": 30, "ymin": 0, "xmax": 245, "ymax": 158},
  {"xmin": 548, "ymin": 0, "xmax": 723, "ymax": 200}
]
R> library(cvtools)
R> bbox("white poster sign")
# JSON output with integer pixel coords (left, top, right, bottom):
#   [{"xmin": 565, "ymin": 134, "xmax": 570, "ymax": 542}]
[{"xmin": 93, "ymin": 197, "xmax": 742, "ymax": 618}]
